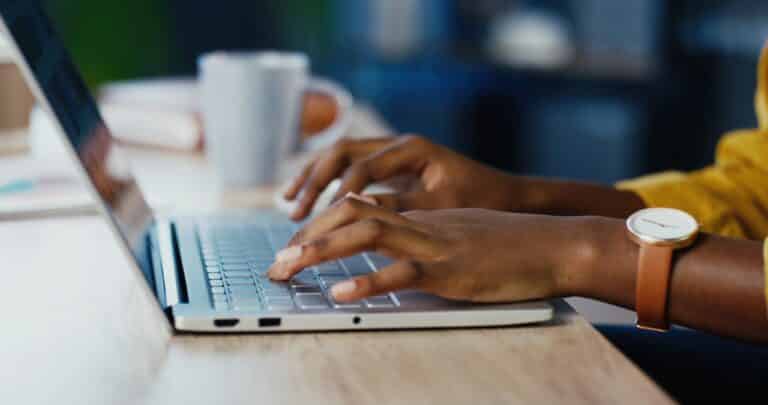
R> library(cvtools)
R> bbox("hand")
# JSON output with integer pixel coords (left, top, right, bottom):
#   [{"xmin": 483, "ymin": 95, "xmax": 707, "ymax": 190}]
[
  {"xmin": 283, "ymin": 135, "xmax": 524, "ymax": 220},
  {"xmin": 268, "ymin": 195, "xmax": 598, "ymax": 303}
]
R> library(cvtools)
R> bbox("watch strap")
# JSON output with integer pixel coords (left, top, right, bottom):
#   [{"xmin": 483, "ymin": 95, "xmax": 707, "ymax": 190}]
[{"xmin": 635, "ymin": 244, "xmax": 674, "ymax": 331}]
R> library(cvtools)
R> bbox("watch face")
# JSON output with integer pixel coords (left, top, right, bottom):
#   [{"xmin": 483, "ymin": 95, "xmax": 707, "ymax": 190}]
[{"xmin": 627, "ymin": 208, "xmax": 699, "ymax": 245}]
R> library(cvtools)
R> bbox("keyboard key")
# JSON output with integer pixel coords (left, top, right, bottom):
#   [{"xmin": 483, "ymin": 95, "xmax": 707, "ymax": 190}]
[
  {"xmin": 223, "ymin": 270, "xmax": 251, "ymax": 278},
  {"xmin": 223, "ymin": 264, "xmax": 250, "ymax": 271},
  {"xmin": 268, "ymin": 230, "xmax": 293, "ymax": 250},
  {"xmin": 292, "ymin": 284, "xmax": 322, "ymax": 293},
  {"xmin": 225, "ymin": 278, "xmax": 254, "ymax": 286},
  {"xmin": 318, "ymin": 275, "xmax": 348, "ymax": 288},
  {"xmin": 232, "ymin": 301, "xmax": 263, "ymax": 311},
  {"xmin": 228, "ymin": 285, "xmax": 259, "ymax": 295},
  {"xmin": 265, "ymin": 296, "xmax": 293, "ymax": 305},
  {"xmin": 289, "ymin": 274, "xmax": 320, "ymax": 288},
  {"xmin": 230, "ymin": 293, "xmax": 261, "ymax": 302},
  {"xmin": 267, "ymin": 303, "xmax": 295, "ymax": 311},
  {"xmin": 365, "ymin": 295, "xmax": 395, "ymax": 308},
  {"xmin": 220, "ymin": 259, "xmax": 249, "ymax": 266},
  {"xmin": 205, "ymin": 265, "xmax": 221, "ymax": 273},
  {"xmin": 315, "ymin": 261, "xmax": 346, "ymax": 276},
  {"xmin": 365, "ymin": 253, "xmax": 393, "ymax": 270},
  {"xmin": 211, "ymin": 286, "xmax": 225, "ymax": 294},
  {"xmin": 330, "ymin": 298, "xmax": 363, "ymax": 309},
  {"xmin": 208, "ymin": 273, "xmax": 222, "ymax": 280},
  {"xmin": 209, "ymin": 279, "xmax": 224, "ymax": 287},
  {"xmin": 295, "ymin": 293, "xmax": 330, "ymax": 309},
  {"xmin": 214, "ymin": 301, "xmax": 229, "ymax": 311},
  {"xmin": 219, "ymin": 250, "xmax": 248, "ymax": 262},
  {"xmin": 262, "ymin": 288, "xmax": 291, "ymax": 298},
  {"xmin": 341, "ymin": 256, "xmax": 374, "ymax": 276},
  {"xmin": 250, "ymin": 258, "xmax": 274, "ymax": 265}
]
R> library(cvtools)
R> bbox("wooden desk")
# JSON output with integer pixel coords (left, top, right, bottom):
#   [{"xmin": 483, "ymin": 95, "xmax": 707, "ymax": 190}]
[{"xmin": 0, "ymin": 148, "xmax": 674, "ymax": 405}]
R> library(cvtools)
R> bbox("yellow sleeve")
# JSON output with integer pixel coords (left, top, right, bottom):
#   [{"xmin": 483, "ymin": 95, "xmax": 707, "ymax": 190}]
[
  {"xmin": 618, "ymin": 40, "xmax": 768, "ymax": 310},
  {"xmin": 618, "ymin": 41, "xmax": 768, "ymax": 240},
  {"xmin": 617, "ymin": 130, "xmax": 768, "ymax": 239}
]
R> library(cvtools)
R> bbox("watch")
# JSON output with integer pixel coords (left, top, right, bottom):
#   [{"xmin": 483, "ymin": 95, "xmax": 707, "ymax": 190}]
[{"xmin": 626, "ymin": 208, "xmax": 699, "ymax": 331}]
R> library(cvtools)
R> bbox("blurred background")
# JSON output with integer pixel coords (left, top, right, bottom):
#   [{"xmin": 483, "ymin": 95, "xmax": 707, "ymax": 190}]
[{"xmin": 40, "ymin": 0, "xmax": 768, "ymax": 183}]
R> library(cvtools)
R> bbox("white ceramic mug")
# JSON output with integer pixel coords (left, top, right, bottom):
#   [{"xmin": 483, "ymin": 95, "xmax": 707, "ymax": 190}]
[{"xmin": 199, "ymin": 51, "xmax": 352, "ymax": 189}]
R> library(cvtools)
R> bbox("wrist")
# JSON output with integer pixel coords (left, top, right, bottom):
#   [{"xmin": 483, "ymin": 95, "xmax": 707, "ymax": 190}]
[{"xmin": 554, "ymin": 216, "xmax": 637, "ymax": 300}]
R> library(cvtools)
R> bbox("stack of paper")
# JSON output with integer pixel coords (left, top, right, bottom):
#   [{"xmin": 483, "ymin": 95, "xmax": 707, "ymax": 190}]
[
  {"xmin": 0, "ymin": 155, "xmax": 97, "ymax": 220},
  {"xmin": 99, "ymin": 79, "xmax": 202, "ymax": 151}
]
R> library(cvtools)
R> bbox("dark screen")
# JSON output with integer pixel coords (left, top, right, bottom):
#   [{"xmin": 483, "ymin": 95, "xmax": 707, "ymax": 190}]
[{"xmin": 0, "ymin": 0, "xmax": 156, "ymax": 290}]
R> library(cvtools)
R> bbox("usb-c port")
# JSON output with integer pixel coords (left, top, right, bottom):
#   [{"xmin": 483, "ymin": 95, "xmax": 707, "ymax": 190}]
[
  {"xmin": 259, "ymin": 318, "xmax": 281, "ymax": 327},
  {"xmin": 214, "ymin": 318, "xmax": 240, "ymax": 328}
]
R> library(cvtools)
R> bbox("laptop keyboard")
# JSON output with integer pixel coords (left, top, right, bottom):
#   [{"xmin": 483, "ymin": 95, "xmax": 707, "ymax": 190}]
[{"xmin": 197, "ymin": 222, "xmax": 399, "ymax": 313}]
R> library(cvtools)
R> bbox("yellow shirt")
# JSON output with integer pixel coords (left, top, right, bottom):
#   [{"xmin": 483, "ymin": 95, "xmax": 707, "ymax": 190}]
[{"xmin": 617, "ymin": 42, "xmax": 768, "ymax": 310}]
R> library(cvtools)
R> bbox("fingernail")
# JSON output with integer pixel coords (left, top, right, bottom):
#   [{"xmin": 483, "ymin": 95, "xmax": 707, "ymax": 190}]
[
  {"xmin": 346, "ymin": 192, "xmax": 379, "ymax": 206},
  {"xmin": 275, "ymin": 245, "xmax": 303, "ymax": 263},
  {"xmin": 331, "ymin": 280, "xmax": 357, "ymax": 298}
]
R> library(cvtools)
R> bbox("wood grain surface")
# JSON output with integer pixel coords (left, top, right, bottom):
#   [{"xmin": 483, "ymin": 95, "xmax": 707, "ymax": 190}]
[{"xmin": 0, "ymin": 216, "xmax": 673, "ymax": 405}]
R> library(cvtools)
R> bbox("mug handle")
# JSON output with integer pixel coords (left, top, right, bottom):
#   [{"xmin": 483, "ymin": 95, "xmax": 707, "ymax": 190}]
[{"xmin": 301, "ymin": 78, "xmax": 353, "ymax": 152}]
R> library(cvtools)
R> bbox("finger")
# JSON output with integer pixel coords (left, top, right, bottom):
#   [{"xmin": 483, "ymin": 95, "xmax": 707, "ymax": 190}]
[
  {"xmin": 330, "ymin": 137, "xmax": 431, "ymax": 203},
  {"xmin": 290, "ymin": 138, "xmax": 395, "ymax": 220},
  {"xmin": 366, "ymin": 191, "xmax": 443, "ymax": 212},
  {"xmin": 331, "ymin": 261, "xmax": 425, "ymax": 302},
  {"xmin": 283, "ymin": 160, "xmax": 315, "ymax": 200},
  {"xmin": 287, "ymin": 194, "xmax": 409, "ymax": 248},
  {"xmin": 269, "ymin": 218, "xmax": 442, "ymax": 280},
  {"xmin": 291, "ymin": 150, "xmax": 350, "ymax": 220}
]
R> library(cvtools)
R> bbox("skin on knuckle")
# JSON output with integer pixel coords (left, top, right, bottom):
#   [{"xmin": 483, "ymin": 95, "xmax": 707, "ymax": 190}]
[
  {"xmin": 361, "ymin": 218, "xmax": 387, "ymax": 242},
  {"xmin": 402, "ymin": 134, "xmax": 430, "ymax": 149},
  {"xmin": 338, "ymin": 197, "xmax": 363, "ymax": 218},
  {"xmin": 348, "ymin": 161, "xmax": 370, "ymax": 180},
  {"xmin": 304, "ymin": 238, "xmax": 330, "ymax": 262},
  {"xmin": 403, "ymin": 261, "xmax": 427, "ymax": 288}
]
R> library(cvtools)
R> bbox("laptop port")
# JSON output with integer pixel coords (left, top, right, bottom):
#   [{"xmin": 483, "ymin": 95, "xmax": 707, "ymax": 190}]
[
  {"xmin": 259, "ymin": 317, "xmax": 282, "ymax": 327},
  {"xmin": 214, "ymin": 318, "xmax": 240, "ymax": 328}
]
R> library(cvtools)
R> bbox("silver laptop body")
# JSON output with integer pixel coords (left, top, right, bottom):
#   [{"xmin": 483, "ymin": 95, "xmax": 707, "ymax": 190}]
[{"xmin": 0, "ymin": 3, "xmax": 552, "ymax": 332}]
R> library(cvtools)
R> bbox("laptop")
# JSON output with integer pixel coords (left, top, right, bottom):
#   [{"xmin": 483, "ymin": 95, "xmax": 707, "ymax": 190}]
[{"xmin": 0, "ymin": 2, "xmax": 553, "ymax": 332}]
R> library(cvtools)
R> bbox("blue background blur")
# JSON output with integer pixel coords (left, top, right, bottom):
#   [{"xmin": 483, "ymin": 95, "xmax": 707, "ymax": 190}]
[{"xmin": 44, "ymin": 0, "xmax": 768, "ymax": 183}]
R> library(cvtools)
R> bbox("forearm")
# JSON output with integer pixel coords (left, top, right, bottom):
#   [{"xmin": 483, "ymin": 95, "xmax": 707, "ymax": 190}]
[
  {"xmin": 519, "ymin": 177, "xmax": 645, "ymax": 218},
  {"xmin": 566, "ymin": 217, "xmax": 768, "ymax": 343}
]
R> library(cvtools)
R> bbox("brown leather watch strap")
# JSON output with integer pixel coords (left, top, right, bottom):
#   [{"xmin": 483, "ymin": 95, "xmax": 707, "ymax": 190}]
[{"xmin": 635, "ymin": 244, "xmax": 674, "ymax": 331}]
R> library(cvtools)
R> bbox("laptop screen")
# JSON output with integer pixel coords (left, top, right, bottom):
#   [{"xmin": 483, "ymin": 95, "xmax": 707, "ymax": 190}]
[{"xmin": 0, "ymin": 2, "xmax": 155, "ymax": 285}]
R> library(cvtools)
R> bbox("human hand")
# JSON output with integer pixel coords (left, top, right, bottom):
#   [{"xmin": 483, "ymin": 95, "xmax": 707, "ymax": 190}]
[
  {"xmin": 283, "ymin": 135, "xmax": 525, "ymax": 221},
  {"xmin": 268, "ymin": 195, "xmax": 600, "ymax": 303}
]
